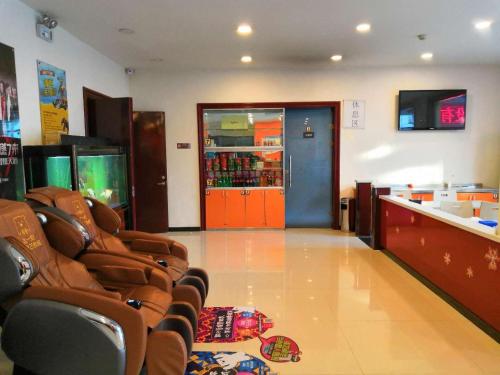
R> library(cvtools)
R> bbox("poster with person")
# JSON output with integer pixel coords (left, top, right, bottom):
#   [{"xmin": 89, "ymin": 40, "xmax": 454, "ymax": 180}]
[
  {"xmin": 37, "ymin": 60, "xmax": 68, "ymax": 144},
  {"xmin": 0, "ymin": 42, "xmax": 24, "ymax": 200}
]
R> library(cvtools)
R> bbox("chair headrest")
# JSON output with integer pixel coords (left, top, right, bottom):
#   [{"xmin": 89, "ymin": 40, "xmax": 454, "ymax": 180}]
[{"xmin": 0, "ymin": 199, "xmax": 52, "ymax": 269}]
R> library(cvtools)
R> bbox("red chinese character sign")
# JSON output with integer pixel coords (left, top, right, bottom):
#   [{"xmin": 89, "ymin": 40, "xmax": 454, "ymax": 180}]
[
  {"xmin": 440, "ymin": 104, "xmax": 465, "ymax": 125},
  {"xmin": 195, "ymin": 307, "xmax": 273, "ymax": 343},
  {"xmin": 0, "ymin": 42, "xmax": 24, "ymax": 200}
]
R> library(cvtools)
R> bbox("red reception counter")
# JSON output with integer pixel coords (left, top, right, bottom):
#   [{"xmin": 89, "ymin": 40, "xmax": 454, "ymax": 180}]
[{"xmin": 380, "ymin": 196, "xmax": 499, "ymax": 335}]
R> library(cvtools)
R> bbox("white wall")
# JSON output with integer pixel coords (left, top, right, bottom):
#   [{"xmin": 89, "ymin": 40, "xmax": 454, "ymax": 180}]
[
  {"xmin": 131, "ymin": 65, "xmax": 500, "ymax": 228},
  {"xmin": 0, "ymin": 0, "xmax": 129, "ymax": 145}
]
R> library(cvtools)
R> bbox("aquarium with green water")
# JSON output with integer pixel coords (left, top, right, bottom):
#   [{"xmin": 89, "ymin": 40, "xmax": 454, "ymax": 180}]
[
  {"xmin": 46, "ymin": 156, "xmax": 72, "ymax": 190},
  {"xmin": 76, "ymin": 154, "xmax": 128, "ymax": 207}
]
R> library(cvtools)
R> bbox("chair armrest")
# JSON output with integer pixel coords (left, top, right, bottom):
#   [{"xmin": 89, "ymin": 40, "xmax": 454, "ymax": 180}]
[
  {"xmin": 130, "ymin": 239, "xmax": 170, "ymax": 255},
  {"xmin": 4, "ymin": 286, "xmax": 147, "ymax": 375},
  {"xmin": 117, "ymin": 231, "xmax": 189, "ymax": 261},
  {"xmin": 79, "ymin": 251, "xmax": 173, "ymax": 292}
]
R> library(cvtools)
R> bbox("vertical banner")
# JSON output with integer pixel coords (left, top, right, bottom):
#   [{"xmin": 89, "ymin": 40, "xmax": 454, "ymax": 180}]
[
  {"xmin": 37, "ymin": 61, "xmax": 68, "ymax": 144},
  {"xmin": 0, "ymin": 42, "xmax": 24, "ymax": 200}
]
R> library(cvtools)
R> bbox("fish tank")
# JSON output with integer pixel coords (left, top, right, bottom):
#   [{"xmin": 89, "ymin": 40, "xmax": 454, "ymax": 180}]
[{"xmin": 23, "ymin": 145, "xmax": 129, "ymax": 209}]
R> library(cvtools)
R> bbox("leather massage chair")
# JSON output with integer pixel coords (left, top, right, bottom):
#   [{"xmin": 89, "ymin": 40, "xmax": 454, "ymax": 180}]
[
  {"xmin": 25, "ymin": 186, "xmax": 209, "ymax": 305},
  {"xmin": 0, "ymin": 199, "xmax": 195, "ymax": 375}
]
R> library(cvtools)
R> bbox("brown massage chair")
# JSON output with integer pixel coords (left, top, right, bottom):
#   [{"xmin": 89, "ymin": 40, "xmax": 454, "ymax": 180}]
[
  {"xmin": 25, "ymin": 186, "xmax": 209, "ymax": 305},
  {"xmin": 0, "ymin": 198, "xmax": 197, "ymax": 375}
]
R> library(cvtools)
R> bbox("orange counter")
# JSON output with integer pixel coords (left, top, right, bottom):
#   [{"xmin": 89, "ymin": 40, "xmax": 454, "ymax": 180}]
[{"xmin": 206, "ymin": 188, "xmax": 285, "ymax": 229}]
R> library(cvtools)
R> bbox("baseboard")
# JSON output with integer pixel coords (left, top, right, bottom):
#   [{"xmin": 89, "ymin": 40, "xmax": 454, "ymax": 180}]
[
  {"xmin": 168, "ymin": 227, "xmax": 201, "ymax": 232},
  {"xmin": 382, "ymin": 249, "xmax": 499, "ymax": 343}
]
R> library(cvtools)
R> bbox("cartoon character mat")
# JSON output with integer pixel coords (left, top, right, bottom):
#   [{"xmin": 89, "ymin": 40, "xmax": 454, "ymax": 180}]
[
  {"xmin": 186, "ymin": 351, "xmax": 276, "ymax": 375},
  {"xmin": 259, "ymin": 336, "xmax": 301, "ymax": 363},
  {"xmin": 195, "ymin": 307, "xmax": 273, "ymax": 343}
]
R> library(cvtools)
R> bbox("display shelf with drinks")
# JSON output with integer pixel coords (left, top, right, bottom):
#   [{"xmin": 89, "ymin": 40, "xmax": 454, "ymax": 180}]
[{"xmin": 205, "ymin": 151, "xmax": 283, "ymax": 188}]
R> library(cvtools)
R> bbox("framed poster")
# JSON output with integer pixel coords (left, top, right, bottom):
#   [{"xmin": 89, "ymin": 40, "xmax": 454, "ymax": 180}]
[
  {"xmin": 37, "ymin": 61, "xmax": 68, "ymax": 144},
  {"xmin": 343, "ymin": 100, "xmax": 365, "ymax": 129},
  {"xmin": 0, "ymin": 42, "xmax": 24, "ymax": 200}
]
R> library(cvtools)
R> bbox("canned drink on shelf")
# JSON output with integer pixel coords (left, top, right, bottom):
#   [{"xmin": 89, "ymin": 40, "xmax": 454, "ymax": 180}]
[
  {"xmin": 243, "ymin": 157, "xmax": 250, "ymax": 170},
  {"xmin": 205, "ymin": 158, "xmax": 213, "ymax": 171}
]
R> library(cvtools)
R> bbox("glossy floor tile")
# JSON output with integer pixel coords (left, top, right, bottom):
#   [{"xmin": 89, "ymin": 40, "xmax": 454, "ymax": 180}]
[
  {"xmin": 171, "ymin": 229, "xmax": 499, "ymax": 375},
  {"xmin": 0, "ymin": 229, "xmax": 498, "ymax": 375}
]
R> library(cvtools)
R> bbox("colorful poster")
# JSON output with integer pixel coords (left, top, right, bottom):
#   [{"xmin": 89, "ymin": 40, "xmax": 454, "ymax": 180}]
[
  {"xmin": 186, "ymin": 351, "xmax": 275, "ymax": 375},
  {"xmin": 0, "ymin": 42, "xmax": 24, "ymax": 200},
  {"xmin": 37, "ymin": 61, "xmax": 68, "ymax": 144},
  {"xmin": 259, "ymin": 335, "xmax": 301, "ymax": 363},
  {"xmin": 196, "ymin": 307, "xmax": 273, "ymax": 343},
  {"xmin": 0, "ymin": 43, "xmax": 20, "ymax": 138}
]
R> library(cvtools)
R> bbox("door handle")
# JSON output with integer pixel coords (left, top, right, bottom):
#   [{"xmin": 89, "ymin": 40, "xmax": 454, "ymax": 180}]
[
  {"xmin": 157, "ymin": 182, "xmax": 166, "ymax": 186},
  {"xmin": 289, "ymin": 155, "xmax": 292, "ymax": 188}
]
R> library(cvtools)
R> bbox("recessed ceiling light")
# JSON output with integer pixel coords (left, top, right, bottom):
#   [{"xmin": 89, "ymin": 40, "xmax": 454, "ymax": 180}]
[
  {"xmin": 474, "ymin": 20, "xmax": 493, "ymax": 30},
  {"xmin": 237, "ymin": 23, "xmax": 253, "ymax": 35},
  {"xmin": 118, "ymin": 28, "xmax": 135, "ymax": 34},
  {"xmin": 356, "ymin": 23, "xmax": 371, "ymax": 33},
  {"xmin": 241, "ymin": 55, "xmax": 252, "ymax": 63},
  {"xmin": 331, "ymin": 54, "xmax": 342, "ymax": 62},
  {"xmin": 421, "ymin": 52, "xmax": 433, "ymax": 61}
]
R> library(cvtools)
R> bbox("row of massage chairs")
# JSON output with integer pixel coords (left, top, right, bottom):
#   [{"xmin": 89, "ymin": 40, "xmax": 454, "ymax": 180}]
[{"xmin": 0, "ymin": 186, "xmax": 209, "ymax": 375}]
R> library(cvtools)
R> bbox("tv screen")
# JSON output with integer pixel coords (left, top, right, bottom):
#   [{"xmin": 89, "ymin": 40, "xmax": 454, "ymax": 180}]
[{"xmin": 398, "ymin": 90, "xmax": 467, "ymax": 130}]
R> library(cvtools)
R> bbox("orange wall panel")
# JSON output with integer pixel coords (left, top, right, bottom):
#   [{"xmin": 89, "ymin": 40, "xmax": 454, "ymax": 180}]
[
  {"xmin": 265, "ymin": 189, "xmax": 285, "ymax": 228},
  {"xmin": 206, "ymin": 190, "xmax": 225, "ymax": 228},
  {"xmin": 225, "ymin": 190, "xmax": 246, "ymax": 227},
  {"xmin": 245, "ymin": 190, "xmax": 266, "ymax": 227}
]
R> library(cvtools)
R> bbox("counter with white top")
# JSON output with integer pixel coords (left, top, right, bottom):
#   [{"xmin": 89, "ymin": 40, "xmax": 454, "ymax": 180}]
[{"xmin": 380, "ymin": 195, "xmax": 499, "ymax": 337}]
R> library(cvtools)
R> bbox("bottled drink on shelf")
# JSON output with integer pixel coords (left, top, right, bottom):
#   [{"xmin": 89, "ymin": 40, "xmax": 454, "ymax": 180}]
[
  {"xmin": 243, "ymin": 157, "xmax": 250, "ymax": 171},
  {"xmin": 220, "ymin": 153, "xmax": 228, "ymax": 171},
  {"xmin": 213, "ymin": 154, "xmax": 220, "ymax": 171}
]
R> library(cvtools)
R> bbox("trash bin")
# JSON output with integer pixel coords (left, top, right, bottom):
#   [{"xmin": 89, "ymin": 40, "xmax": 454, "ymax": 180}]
[{"xmin": 340, "ymin": 197, "xmax": 350, "ymax": 232}]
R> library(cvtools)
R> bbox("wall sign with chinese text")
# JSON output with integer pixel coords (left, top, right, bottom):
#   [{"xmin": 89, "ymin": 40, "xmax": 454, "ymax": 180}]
[
  {"xmin": 195, "ymin": 306, "xmax": 273, "ymax": 343},
  {"xmin": 343, "ymin": 100, "xmax": 365, "ymax": 129}
]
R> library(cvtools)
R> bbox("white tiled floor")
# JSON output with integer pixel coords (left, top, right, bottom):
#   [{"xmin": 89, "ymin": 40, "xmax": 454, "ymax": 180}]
[{"xmin": 1, "ymin": 229, "xmax": 498, "ymax": 374}]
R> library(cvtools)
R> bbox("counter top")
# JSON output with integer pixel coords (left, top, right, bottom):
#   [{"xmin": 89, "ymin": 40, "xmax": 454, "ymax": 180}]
[
  {"xmin": 390, "ymin": 187, "xmax": 498, "ymax": 194},
  {"xmin": 380, "ymin": 196, "xmax": 499, "ymax": 243}
]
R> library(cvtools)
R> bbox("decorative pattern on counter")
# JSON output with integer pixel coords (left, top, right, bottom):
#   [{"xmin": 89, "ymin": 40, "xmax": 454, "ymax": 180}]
[
  {"xmin": 485, "ymin": 247, "xmax": 498, "ymax": 271},
  {"xmin": 259, "ymin": 335, "xmax": 301, "ymax": 363},
  {"xmin": 466, "ymin": 266, "xmax": 474, "ymax": 278},
  {"xmin": 443, "ymin": 252, "xmax": 451, "ymax": 265},
  {"xmin": 186, "ymin": 351, "xmax": 275, "ymax": 374},
  {"xmin": 195, "ymin": 307, "xmax": 273, "ymax": 343}
]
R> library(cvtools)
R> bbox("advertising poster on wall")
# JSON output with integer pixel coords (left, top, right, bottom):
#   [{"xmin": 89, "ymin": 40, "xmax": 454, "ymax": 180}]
[
  {"xmin": 0, "ymin": 42, "xmax": 24, "ymax": 200},
  {"xmin": 196, "ymin": 306, "xmax": 273, "ymax": 343},
  {"xmin": 37, "ymin": 60, "xmax": 68, "ymax": 144},
  {"xmin": 186, "ymin": 351, "xmax": 275, "ymax": 375}
]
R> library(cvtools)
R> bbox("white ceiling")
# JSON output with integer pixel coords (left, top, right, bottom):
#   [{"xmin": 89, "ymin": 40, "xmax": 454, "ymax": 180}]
[{"xmin": 22, "ymin": 0, "xmax": 500, "ymax": 71}]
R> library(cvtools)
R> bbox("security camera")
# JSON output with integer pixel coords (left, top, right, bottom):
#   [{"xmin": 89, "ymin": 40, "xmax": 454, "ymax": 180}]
[
  {"xmin": 124, "ymin": 67, "xmax": 136, "ymax": 75},
  {"xmin": 40, "ymin": 14, "xmax": 58, "ymax": 29}
]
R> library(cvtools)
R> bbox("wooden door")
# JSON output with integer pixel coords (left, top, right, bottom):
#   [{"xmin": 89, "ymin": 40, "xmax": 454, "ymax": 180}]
[
  {"xmin": 206, "ymin": 190, "xmax": 225, "ymax": 228},
  {"xmin": 245, "ymin": 190, "xmax": 266, "ymax": 227},
  {"xmin": 225, "ymin": 190, "xmax": 246, "ymax": 228},
  {"xmin": 133, "ymin": 112, "xmax": 168, "ymax": 232},
  {"xmin": 88, "ymin": 97, "xmax": 136, "ymax": 228},
  {"xmin": 265, "ymin": 189, "xmax": 285, "ymax": 228}
]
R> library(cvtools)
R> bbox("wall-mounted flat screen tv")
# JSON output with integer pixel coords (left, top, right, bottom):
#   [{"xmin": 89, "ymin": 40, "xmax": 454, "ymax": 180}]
[{"xmin": 398, "ymin": 89, "xmax": 467, "ymax": 131}]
